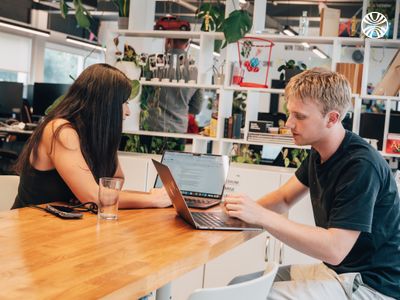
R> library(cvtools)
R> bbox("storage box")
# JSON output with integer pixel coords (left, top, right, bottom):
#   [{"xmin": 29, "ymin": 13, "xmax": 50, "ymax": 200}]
[{"xmin": 386, "ymin": 133, "xmax": 400, "ymax": 153}]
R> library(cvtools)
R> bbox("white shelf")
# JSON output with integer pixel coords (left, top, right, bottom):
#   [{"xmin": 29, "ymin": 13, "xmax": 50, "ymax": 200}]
[
  {"xmin": 115, "ymin": 30, "xmax": 224, "ymax": 40},
  {"xmin": 123, "ymin": 129, "xmax": 218, "ymax": 141},
  {"xmin": 247, "ymin": 33, "xmax": 365, "ymax": 46},
  {"xmin": 224, "ymin": 86, "xmax": 285, "ymax": 94},
  {"xmin": 140, "ymin": 80, "xmax": 222, "ymax": 90},
  {"xmin": 379, "ymin": 151, "xmax": 400, "ymax": 158},
  {"xmin": 361, "ymin": 95, "xmax": 400, "ymax": 101},
  {"xmin": 220, "ymin": 138, "xmax": 310, "ymax": 149}
]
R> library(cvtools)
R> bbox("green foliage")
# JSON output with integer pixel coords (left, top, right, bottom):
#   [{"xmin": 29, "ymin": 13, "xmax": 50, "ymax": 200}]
[
  {"xmin": 130, "ymin": 79, "xmax": 140, "ymax": 100},
  {"xmin": 59, "ymin": 0, "xmax": 92, "ymax": 29},
  {"xmin": 232, "ymin": 91, "xmax": 247, "ymax": 114},
  {"xmin": 230, "ymin": 144, "xmax": 261, "ymax": 164},
  {"xmin": 124, "ymin": 134, "xmax": 184, "ymax": 154},
  {"xmin": 112, "ymin": 0, "xmax": 130, "ymax": 17},
  {"xmin": 196, "ymin": 3, "xmax": 252, "ymax": 51},
  {"xmin": 221, "ymin": 10, "xmax": 252, "ymax": 48},
  {"xmin": 196, "ymin": 2, "xmax": 225, "ymax": 32},
  {"xmin": 277, "ymin": 60, "xmax": 307, "ymax": 81},
  {"xmin": 281, "ymin": 148, "xmax": 309, "ymax": 168}
]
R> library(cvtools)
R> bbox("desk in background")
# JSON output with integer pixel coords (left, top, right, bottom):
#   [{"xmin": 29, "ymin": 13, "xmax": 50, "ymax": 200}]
[{"xmin": 0, "ymin": 207, "xmax": 261, "ymax": 299}]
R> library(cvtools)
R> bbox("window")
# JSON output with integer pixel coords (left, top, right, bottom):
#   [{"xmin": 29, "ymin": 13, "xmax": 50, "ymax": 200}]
[
  {"xmin": 0, "ymin": 32, "xmax": 31, "ymax": 84},
  {"xmin": 44, "ymin": 42, "xmax": 104, "ymax": 84}
]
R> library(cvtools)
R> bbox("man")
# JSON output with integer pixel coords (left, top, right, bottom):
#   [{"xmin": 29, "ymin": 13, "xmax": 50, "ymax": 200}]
[
  {"xmin": 225, "ymin": 68, "xmax": 400, "ymax": 299},
  {"xmin": 146, "ymin": 37, "xmax": 203, "ymax": 133}
]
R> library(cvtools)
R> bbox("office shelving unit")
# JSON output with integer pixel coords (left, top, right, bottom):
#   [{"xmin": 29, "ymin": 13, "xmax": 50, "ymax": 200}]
[{"xmin": 114, "ymin": 0, "xmax": 400, "ymax": 157}]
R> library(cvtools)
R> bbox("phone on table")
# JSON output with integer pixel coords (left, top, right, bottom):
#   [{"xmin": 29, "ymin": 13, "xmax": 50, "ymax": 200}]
[{"xmin": 45, "ymin": 205, "xmax": 83, "ymax": 219}]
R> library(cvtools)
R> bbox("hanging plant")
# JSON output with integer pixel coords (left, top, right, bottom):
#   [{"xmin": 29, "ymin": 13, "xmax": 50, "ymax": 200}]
[
  {"xmin": 60, "ymin": 0, "xmax": 92, "ymax": 29},
  {"xmin": 220, "ymin": 9, "xmax": 252, "ymax": 48},
  {"xmin": 196, "ymin": 1, "xmax": 252, "ymax": 50}
]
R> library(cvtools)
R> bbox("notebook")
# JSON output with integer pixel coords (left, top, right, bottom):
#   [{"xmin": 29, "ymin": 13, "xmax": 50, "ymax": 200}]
[
  {"xmin": 152, "ymin": 159, "xmax": 263, "ymax": 231},
  {"xmin": 154, "ymin": 151, "xmax": 229, "ymax": 209}
]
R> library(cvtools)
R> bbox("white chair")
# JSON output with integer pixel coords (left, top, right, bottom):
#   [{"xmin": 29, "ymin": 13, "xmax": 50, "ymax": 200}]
[
  {"xmin": 188, "ymin": 262, "xmax": 278, "ymax": 300},
  {"xmin": 0, "ymin": 175, "xmax": 19, "ymax": 211}
]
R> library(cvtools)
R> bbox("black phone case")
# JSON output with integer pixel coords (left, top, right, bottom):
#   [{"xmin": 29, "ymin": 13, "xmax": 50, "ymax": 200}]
[{"xmin": 45, "ymin": 205, "xmax": 83, "ymax": 219}]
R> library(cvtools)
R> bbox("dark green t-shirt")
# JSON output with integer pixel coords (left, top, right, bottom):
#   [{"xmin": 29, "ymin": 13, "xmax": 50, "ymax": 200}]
[{"xmin": 296, "ymin": 130, "xmax": 400, "ymax": 299}]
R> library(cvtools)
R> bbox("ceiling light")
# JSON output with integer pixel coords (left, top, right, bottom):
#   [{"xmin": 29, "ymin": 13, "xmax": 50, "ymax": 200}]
[
  {"xmin": 301, "ymin": 42, "xmax": 310, "ymax": 48},
  {"xmin": 66, "ymin": 36, "xmax": 106, "ymax": 52},
  {"xmin": 312, "ymin": 46, "xmax": 329, "ymax": 59},
  {"xmin": 0, "ymin": 20, "xmax": 50, "ymax": 37},
  {"xmin": 282, "ymin": 25, "xmax": 298, "ymax": 36}
]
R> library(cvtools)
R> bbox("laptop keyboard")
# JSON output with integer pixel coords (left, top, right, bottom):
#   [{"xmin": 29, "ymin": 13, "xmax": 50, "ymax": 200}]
[
  {"xmin": 184, "ymin": 197, "xmax": 220, "ymax": 207},
  {"xmin": 192, "ymin": 212, "xmax": 226, "ymax": 227}
]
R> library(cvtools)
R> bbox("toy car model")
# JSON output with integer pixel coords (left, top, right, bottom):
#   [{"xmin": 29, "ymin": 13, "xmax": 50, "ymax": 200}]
[{"xmin": 154, "ymin": 15, "xmax": 190, "ymax": 31}]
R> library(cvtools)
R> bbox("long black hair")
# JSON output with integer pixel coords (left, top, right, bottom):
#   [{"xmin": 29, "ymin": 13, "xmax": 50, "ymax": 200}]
[{"xmin": 15, "ymin": 63, "xmax": 132, "ymax": 181}]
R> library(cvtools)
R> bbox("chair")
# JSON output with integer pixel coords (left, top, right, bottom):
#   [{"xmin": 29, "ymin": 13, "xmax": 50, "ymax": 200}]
[
  {"xmin": 188, "ymin": 262, "xmax": 278, "ymax": 300},
  {"xmin": 0, "ymin": 175, "xmax": 19, "ymax": 211},
  {"xmin": 0, "ymin": 149, "xmax": 18, "ymax": 175}
]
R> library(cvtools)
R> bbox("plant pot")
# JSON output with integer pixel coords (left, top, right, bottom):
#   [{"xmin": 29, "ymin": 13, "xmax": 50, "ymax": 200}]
[
  {"xmin": 115, "ymin": 61, "xmax": 141, "ymax": 80},
  {"xmin": 123, "ymin": 100, "xmax": 141, "ymax": 132},
  {"xmin": 285, "ymin": 69, "xmax": 303, "ymax": 83},
  {"xmin": 118, "ymin": 17, "xmax": 129, "ymax": 30}
]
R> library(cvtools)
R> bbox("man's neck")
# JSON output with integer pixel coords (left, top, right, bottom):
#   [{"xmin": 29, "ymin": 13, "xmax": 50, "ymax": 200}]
[{"xmin": 313, "ymin": 126, "xmax": 346, "ymax": 163}]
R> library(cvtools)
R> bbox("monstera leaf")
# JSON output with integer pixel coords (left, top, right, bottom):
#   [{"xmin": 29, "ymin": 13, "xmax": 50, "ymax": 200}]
[{"xmin": 221, "ymin": 10, "xmax": 252, "ymax": 48}]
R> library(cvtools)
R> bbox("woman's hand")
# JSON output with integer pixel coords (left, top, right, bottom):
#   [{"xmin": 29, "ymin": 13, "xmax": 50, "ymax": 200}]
[
  {"xmin": 223, "ymin": 193, "xmax": 265, "ymax": 225},
  {"xmin": 148, "ymin": 187, "xmax": 172, "ymax": 208}
]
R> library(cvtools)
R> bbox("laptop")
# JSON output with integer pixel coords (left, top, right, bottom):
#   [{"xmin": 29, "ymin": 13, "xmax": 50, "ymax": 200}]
[
  {"xmin": 154, "ymin": 151, "xmax": 229, "ymax": 209},
  {"xmin": 152, "ymin": 159, "xmax": 263, "ymax": 231}
]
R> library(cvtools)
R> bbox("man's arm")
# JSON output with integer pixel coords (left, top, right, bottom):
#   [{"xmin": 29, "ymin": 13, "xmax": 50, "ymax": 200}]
[
  {"xmin": 224, "ymin": 175, "xmax": 360, "ymax": 265},
  {"xmin": 224, "ymin": 195, "xmax": 360, "ymax": 265},
  {"xmin": 257, "ymin": 175, "xmax": 309, "ymax": 214}
]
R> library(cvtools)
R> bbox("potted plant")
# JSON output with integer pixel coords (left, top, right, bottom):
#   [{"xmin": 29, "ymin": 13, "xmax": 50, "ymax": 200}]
[
  {"xmin": 59, "ymin": 0, "xmax": 91, "ymax": 29},
  {"xmin": 277, "ymin": 60, "xmax": 307, "ymax": 82}
]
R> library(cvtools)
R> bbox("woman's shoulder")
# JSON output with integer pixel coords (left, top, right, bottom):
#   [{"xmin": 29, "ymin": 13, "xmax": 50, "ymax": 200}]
[{"xmin": 43, "ymin": 118, "xmax": 80, "ymax": 149}]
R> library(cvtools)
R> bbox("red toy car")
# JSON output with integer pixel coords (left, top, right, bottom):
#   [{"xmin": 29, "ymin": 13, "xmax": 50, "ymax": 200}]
[{"xmin": 154, "ymin": 15, "xmax": 190, "ymax": 31}]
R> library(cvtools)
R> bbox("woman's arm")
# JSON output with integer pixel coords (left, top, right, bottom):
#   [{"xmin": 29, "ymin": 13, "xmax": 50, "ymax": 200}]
[{"xmin": 43, "ymin": 120, "xmax": 170, "ymax": 208}]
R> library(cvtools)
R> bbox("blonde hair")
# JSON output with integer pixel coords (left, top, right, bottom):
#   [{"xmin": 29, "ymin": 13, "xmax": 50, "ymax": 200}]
[{"xmin": 285, "ymin": 68, "xmax": 352, "ymax": 120}]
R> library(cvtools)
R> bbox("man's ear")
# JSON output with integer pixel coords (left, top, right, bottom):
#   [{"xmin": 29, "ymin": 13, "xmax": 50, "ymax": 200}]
[{"xmin": 327, "ymin": 111, "xmax": 341, "ymax": 128}]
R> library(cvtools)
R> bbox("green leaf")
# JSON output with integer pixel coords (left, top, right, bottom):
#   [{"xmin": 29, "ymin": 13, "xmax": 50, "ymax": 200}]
[
  {"xmin": 300, "ymin": 63, "xmax": 307, "ymax": 70},
  {"xmin": 221, "ymin": 10, "xmax": 252, "ymax": 47},
  {"xmin": 45, "ymin": 94, "xmax": 65, "ymax": 115},
  {"xmin": 130, "ymin": 80, "xmax": 140, "ymax": 99},
  {"xmin": 60, "ymin": 0, "xmax": 68, "ymax": 19},
  {"xmin": 74, "ymin": 0, "xmax": 91, "ymax": 29}
]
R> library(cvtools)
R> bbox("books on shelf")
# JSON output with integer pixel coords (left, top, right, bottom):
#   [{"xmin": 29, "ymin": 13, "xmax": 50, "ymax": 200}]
[
  {"xmin": 223, "ymin": 114, "xmax": 243, "ymax": 139},
  {"xmin": 247, "ymin": 120, "xmax": 294, "ymax": 144}
]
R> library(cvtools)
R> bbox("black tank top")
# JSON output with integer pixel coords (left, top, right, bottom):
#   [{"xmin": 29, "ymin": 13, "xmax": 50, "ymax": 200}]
[{"xmin": 12, "ymin": 166, "xmax": 76, "ymax": 209}]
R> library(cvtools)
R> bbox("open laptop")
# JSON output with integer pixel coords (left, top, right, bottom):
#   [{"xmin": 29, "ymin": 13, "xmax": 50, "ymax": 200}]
[
  {"xmin": 152, "ymin": 159, "xmax": 262, "ymax": 231},
  {"xmin": 154, "ymin": 151, "xmax": 229, "ymax": 209}
]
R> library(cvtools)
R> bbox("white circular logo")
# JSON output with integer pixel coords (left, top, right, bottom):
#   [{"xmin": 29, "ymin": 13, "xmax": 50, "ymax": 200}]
[{"xmin": 362, "ymin": 12, "xmax": 389, "ymax": 39}]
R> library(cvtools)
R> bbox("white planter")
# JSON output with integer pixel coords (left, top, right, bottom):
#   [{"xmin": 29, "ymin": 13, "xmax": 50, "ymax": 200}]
[
  {"xmin": 116, "ymin": 61, "xmax": 142, "ymax": 132},
  {"xmin": 115, "ymin": 61, "xmax": 141, "ymax": 80}
]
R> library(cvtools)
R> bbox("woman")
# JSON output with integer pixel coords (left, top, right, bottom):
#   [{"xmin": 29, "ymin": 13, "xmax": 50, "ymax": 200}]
[{"xmin": 12, "ymin": 63, "xmax": 170, "ymax": 209}]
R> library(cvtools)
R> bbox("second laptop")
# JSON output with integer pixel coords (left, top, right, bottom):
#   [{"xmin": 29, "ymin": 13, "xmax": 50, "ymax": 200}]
[{"xmin": 153, "ymin": 151, "xmax": 230, "ymax": 209}]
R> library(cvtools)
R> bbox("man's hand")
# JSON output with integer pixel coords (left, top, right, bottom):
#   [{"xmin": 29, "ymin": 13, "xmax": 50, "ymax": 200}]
[{"xmin": 223, "ymin": 193, "xmax": 265, "ymax": 225}]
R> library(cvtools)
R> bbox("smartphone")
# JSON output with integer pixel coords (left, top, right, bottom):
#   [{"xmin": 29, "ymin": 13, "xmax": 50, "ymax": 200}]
[{"xmin": 45, "ymin": 205, "xmax": 83, "ymax": 219}]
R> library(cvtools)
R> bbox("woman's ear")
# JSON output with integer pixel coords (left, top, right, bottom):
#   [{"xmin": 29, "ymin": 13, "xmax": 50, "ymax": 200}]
[{"xmin": 327, "ymin": 111, "xmax": 341, "ymax": 128}]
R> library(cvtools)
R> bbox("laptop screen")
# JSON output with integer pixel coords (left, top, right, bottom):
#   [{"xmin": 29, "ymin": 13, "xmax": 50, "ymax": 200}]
[{"xmin": 154, "ymin": 151, "xmax": 229, "ymax": 199}]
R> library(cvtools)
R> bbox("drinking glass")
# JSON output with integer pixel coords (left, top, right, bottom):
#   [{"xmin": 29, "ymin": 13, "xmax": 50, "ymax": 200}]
[{"xmin": 98, "ymin": 177, "xmax": 123, "ymax": 220}]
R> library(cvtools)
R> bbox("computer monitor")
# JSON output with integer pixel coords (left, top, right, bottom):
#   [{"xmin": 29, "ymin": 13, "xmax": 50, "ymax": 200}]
[
  {"xmin": 0, "ymin": 81, "xmax": 23, "ymax": 118},
  {"xmin": 32, "ymin": 83, "xmax": 70, "ymax": 116},
  {"xmin": 359, "ymin": 112, "xmax": 400, "ymax": 150}
]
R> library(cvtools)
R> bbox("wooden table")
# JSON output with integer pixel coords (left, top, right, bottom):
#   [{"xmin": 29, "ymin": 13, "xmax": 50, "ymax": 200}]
[{"xmin": 0, "ymin": 206, "xmax": 261, "ymax": 299}]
